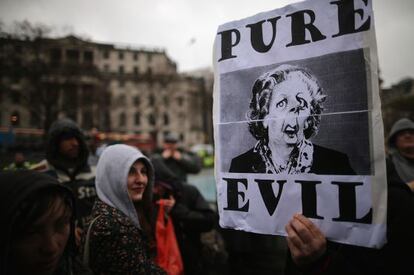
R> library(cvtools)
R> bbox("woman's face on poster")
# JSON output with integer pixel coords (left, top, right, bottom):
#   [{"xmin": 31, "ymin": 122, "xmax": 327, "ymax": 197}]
[{"xmin": 264, "ymin": 75, "xmax": 312, "ymax": 146}]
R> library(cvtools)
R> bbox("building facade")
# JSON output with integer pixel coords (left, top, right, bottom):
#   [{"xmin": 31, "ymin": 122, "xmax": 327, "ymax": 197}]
[
  {"xmin": 380, "ymin": 78, "xmax": 414, "ymax": 135},
  {"xmin": 0, "ymin": 35, "xmax": 209, "ymax": 149}
]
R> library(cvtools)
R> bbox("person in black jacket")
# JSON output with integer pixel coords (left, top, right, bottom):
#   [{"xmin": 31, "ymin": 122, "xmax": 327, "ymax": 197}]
[
  {"xmin": 282, "ymin": 119, "xmax": 414, "ymax": 274},
  {"xmin": 229, "ymin": 64, "xmax": 354, "ymax": 175},
  {"xmin": 31, "ymin": 118, "xmax": 97, "ymax": 242},
  {"xmin": 151, "ymin": 155, "xmax": 217, "ymax": 275},
  {"xmin": 387, "ymin": 118, "xmax": 414, "ymax": 189},
  {"xmin": 0, "ymin": 171, "xmax": 84, "ymax": 275},
  {"xmin": 154, "ymin": 133, "xmax": 202, "ymax": 182},
  {"xmin": 283, "ymin": 159, "xmax": 414, "ymax": 275}
]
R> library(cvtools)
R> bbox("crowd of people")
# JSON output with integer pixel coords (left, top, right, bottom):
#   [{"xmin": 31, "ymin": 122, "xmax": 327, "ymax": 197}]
[
  {"xmin": 1, "ymin": 118, "xmax": 220, "ymax": 275},
  {"xmin": 1, "ymin": 116, "xmax": 413, "ymax": 275}
]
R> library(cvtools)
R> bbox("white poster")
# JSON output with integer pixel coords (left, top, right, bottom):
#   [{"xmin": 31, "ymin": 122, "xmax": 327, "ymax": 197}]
[{"xmin": 213, "ymin": 0, "xmax": 387, "ymax": 248}]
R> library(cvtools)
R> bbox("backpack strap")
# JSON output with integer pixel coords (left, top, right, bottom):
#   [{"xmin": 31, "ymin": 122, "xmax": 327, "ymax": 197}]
[{"xmin": 82, "ymin": 215, "xmax": 101, "ymax": 268}]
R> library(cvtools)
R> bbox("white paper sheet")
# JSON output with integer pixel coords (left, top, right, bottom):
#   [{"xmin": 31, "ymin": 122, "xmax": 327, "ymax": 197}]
[{"xmin": 213, "ymin": 0, "xmax": 387, "ymax": 248}]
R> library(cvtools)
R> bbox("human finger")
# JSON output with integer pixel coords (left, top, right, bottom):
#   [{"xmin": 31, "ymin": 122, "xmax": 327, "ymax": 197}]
[
  {"xmin": 290, "ymin": 215, "xmax": 314, "ymax": 244},
  {"xmin": 285, "ymin": 219, "xmax": 305, "ymax": 249}
]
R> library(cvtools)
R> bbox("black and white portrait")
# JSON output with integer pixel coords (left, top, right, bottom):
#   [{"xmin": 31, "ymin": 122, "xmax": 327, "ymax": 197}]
[
  {"xmin": 214, "ymin": 0, "xmax": 386, "ymax": 248},
  {"xmin": 220, "ymin": 50, "xmax": 371, "ymax": 175}
]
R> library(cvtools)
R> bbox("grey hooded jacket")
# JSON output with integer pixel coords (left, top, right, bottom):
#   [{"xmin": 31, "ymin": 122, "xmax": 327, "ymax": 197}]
[
  {"xmin": 83, "ymin": 144, "xmax": 166, "ymax": 274},
  {"xmin": 96, "ymin": 144, "xmax": 154, "ymax": 228},
  {"xmin": 387, "ymin": 118, "xmax": 414, "ymax": 184}
]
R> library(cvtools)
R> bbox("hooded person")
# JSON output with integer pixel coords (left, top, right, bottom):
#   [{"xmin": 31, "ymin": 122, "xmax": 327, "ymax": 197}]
[
  {"xmin": 0, "ymin": 170, "xmax": 84, "ymax": 275},
  {"xmin": 153, "ymin": 132, "xmax": 202, "ymax": 183},
  {"xmin": 387, "ymin": 118, "xmax": 414, "ymax": 188},
  {"xmin": 81, "ymin": 144, "xmax": 166, "ymax": 274},
  {"xmin": 32, "ymin": 118, "xmax": 93, "ymax": 181},
  {"xmin": 32, "ymin": 118, "xmax": 96, "ymax": 229},
  {"xmin": 283, "ymin": 119, "xmax": 414, "ymax": 275},
  {"xmin": 151, "ymin": 155, "xmax": 217, "ymax": 275}
]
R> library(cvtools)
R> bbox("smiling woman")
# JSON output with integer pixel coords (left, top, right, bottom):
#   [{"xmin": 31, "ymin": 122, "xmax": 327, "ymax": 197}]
[
  {"xmin": 229, "ymin": 64, "xmax": 355, "ymax": 175},
  {"xmin": 127, "ymin": 160, "xmax": 149, "ymax": 202},
  {"xmin": 81, "ymin": 144, "xmax": 166, "ymax": 274}
]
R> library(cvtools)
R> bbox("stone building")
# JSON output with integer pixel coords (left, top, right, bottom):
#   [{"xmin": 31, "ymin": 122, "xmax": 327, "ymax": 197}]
[
  {"xmin": 380, "ymin": 77, "xmax": 414, "ymax": 136},
  {"xmin": 0, "ymin": 35, "xmax": 209, "ymax": 149}
]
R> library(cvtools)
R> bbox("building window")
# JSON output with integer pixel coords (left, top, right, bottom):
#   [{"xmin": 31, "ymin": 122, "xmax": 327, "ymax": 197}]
[
  {"xmin": 134, "ymin": 112, "xmax": 140, "ymax": 125},
  {"xmin": 82, "ymin": 110, "xmax": 93, "ymax": 129},
  {"xmin": 148, "ymin": 114, "xmax": 156, "ymax": 126},
  {"xmin": 82, "ymin": 85, "xmax": 93, "ymax": 105},
  {"xmin": 14, "ymin": 45, "xmax": 22, "ymax": 54},
  {"xmin": 119, "ymin": 51, "xmax": 124, "ymax": 60},
  {"xmin": 66, "ymin": 49, "xmax": 79, "ymax": 63},
  {"xmin": 118, "ymin": 95, "xmax": 126, "ymax": 105},
  {"xmin": 50, "ymin": 48, "xmax": 61, "ymax": 64},
  {"xmin": 147, "ymin": 54, "xmax": 152, "ymax": 63},
  {"xmin": 133, "ymin": 66, "xmax": 139, "ymax": 76},
  {"xmin": 30, "ymin": 110, "xmax": 40, "ymax": 127},
  {"xmin": 177, "ymin": 96, "xmax": 184, "ymax": 107},
  {"xmin": 133, "ymin": 96, "xmax": 140, "ymax": 106},
  {"xmin": 178, "ymin": 112, "xmax": 185, "ymax": 120},
  {"xmin": 103, "ymin": 64, "xmax": 109, "ymax": 72},
  {"xmin": 163, "ymin": 113, "xmax": 169, "ymax": 125},
  {"xmin": 84, "ymin": 51, "xmax": 93, "ymax": 63},
  {"xmin": 119, "ymin": 112, "xmax": 126, "ymax": 127},
  {"xmin": 119, "ymin": 65, "xmax": 124, "ymax": 75},
  {"xmin": 163, "ymin": 96, "xmax": 169, "ymax": 106},
  {"xmin": 133, "ymin": 53, "xmax": 138, "ymax": 61},
  {"xmin": 149, "ymin": 95, "xmax": 155, "ymax": 106},
  {"xmin": 63, "ymin": 84, "xmax": 78, "ymax": 118},
  {"xmin": 103, "ymin": 50, "xmax": 109, "ymax": 59},
  {"xmin": 119, "ymin": 80, "xmax": 125, "ymax": 87}
]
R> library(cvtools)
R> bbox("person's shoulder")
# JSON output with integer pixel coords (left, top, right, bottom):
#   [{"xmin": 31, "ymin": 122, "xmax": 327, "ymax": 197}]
[
  {"xmin": 313, "ymin": 145, "xmax": 348, "ymax": 158},
  {"xmin": 312, "ymin": 145, "xmax": 355, "ymax": 175},
  {"xmin": 91, "ymin": 201, "xmax": 133, "ymax": 234},
  {"xmin": 313, "ymin": 145, "xmax": 353, "ymax": 167},
  {"xmin": 30, "ymin": 159, "xmax": 50, "ymax": 172},
  {"xmin": 74, "ymin": 165, "xmax": 95, "ymax": 181},
  {"xmin": 181, "ymin": 182, "xmax": 201, "ymax": 195},
  {"xmin": 229, "ymin": 148, "xmax": 262, "ymax": 173}
]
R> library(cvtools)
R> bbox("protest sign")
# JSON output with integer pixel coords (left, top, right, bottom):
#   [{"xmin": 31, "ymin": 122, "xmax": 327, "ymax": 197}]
[{"xmin": 213, "ymin": 0, "xmax": 387, "ymax": 248}]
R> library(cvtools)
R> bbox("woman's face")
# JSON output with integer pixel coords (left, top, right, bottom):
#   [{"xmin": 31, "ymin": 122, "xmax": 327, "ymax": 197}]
[
  {"xmin": 127, "ymin": 160, "xmax": 149, "ymax": 202},
  {"xmin": 10, "ymin": 197, "xmax": 71, "ymax": 275},
  {"xmin": 395, "ymin": 129, "xmax": 414, "ymax": 159},
  {"xmin": 264, "ymin": 76, "xmax": 312, "ymax": 146}
]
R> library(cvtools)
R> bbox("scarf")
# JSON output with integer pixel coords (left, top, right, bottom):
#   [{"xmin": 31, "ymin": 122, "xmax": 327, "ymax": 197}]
[
  {"xmin": 390, "ymin": 151, "xmax": 414, "ymax": 183},
  {"xmin": 254, "ymin": 139, "xmax": 314, "ymax": 174}
]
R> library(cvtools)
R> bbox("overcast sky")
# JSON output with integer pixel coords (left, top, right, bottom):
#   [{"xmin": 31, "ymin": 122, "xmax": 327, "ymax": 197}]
[{"xmin": 0, "ymin": 0, "xmax": 412, "ymax": 88}]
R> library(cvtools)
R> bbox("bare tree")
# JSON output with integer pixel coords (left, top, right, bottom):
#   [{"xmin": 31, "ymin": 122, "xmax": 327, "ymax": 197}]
[{"xmin": 1, "ymin": 20, "xmax": 109, "ymax": 133}]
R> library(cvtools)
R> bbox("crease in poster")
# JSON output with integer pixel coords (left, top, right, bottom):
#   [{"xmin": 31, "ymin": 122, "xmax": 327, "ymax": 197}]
[{"xmin": 213, "ymin": 0, "xmax": 387, "ymax": 248}]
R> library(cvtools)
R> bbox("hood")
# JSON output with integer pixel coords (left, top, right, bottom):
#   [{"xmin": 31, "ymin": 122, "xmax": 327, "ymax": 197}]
[
  {"xmin": 95, "ymin": 144, "xmax": 154, "ymax": 228},
  {"xmin": 0, "ymin": 170, "xmax": 76, "ymax": 274},
  {"xmin": 150, "ymin": 154, "xmax": 183, "ymax": 192},
  {"xmin": 388, "ymin": 118, "xmax": 414, "ymax": 149},
  {"xmin": 46, "ymin": 118, "xmax": 89, "ymax": 173}
]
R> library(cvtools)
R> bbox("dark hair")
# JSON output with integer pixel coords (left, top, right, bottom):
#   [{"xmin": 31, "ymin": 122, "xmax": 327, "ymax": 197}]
[
  {"xmin": 247, "ymin": 64, "xmax": 326, "ymax": 142},
  {"xmin": 12, "ymin": 186, "xmax": 74, "ymax": 239},
  {"xmin": 133, "ymin": 159, "xmax": 157, "ymax": 253}
]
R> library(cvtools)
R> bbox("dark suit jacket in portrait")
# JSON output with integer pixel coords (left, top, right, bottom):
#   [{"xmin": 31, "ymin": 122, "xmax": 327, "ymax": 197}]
[{"xmin": 229, "ymin": 144, "xmax": 356, "ymax": 175}]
